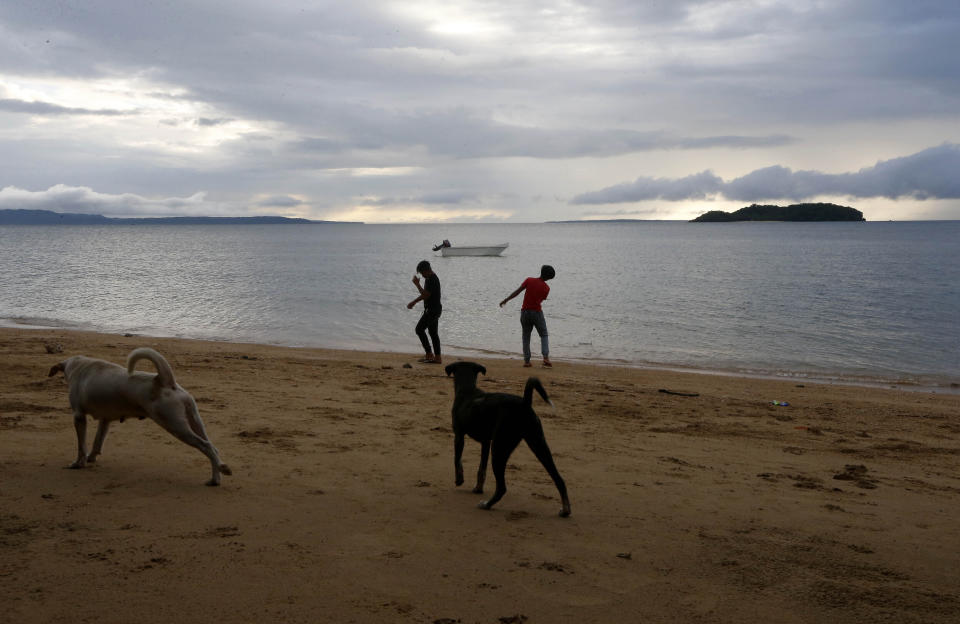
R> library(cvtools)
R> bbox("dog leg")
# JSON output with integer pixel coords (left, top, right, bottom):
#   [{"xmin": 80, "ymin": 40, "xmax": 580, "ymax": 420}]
[
  {"xmin": 184, "ymin": 403, "xmax": 232, "ymax": 484},
  {"xmin": 525, "ymin": 435, "xmax": 571, "ymax": 517},
  {"xmin": 473, "ymin": 440, "xmax": 490, "ymax": 493},
  {"xmin": 87, "ymin": 419, "xmax": 111, "ymax": 463},
  {"xmin": 454, "ymin": 433, "xmax": 466, "ymax": 486},
  {"xmin": 69, "ymin": 410, "xmax": 88, "ymax": 469},
  {"xmin": 479, "ymin": 434, "xmax": 522, "ymax": 510},
  {"xmin": 184, "ymin": 399, "xmax": 212, "ymax": 440},
  {"xmin": 158, "ymin": 419, "xmax": 230, "ymax": 486}
]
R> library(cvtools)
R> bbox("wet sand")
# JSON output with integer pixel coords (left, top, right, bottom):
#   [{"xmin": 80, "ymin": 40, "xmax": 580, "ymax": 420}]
[{"xmin": 2, "ymin": 328, "xmax": 959, "ymax": 623}]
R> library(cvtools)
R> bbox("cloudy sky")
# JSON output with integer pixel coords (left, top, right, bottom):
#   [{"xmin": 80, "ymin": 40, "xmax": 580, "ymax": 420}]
[{"xmin": 1, "ymin": 0, "xmax": 958, "ymax": 222}]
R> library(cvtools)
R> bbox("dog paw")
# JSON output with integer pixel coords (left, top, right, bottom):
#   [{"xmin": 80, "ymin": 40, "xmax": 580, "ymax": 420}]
[
  {"xmin": 559, "ymin": 508, "xmax": 571, "ymax": 518},
  {"xmin": 455, "ymin": 478, "xmax": 464, "ymax": 487},
  {"xmin": 477, "ymin": 501, "xmax": 492, "ymax": 510},
  {"xmin": 67, "ymin": 461, "xmax": 85, "ymax": 469},
  {"xmin": 472, "ymin": 486, "xmax": 484, "ymax": 494},
  {"xmin": 219, "ymin": 464, "xmax": 233, "ymax": 476},
  {"xmin": 205, "ymin": 478, "xmax": 221, "ymax": 487}
]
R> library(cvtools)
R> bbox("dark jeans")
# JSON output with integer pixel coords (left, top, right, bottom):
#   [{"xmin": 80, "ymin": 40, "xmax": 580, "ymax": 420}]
[
  {"xmin": 520, "ymin": 309, "xmax": 548, "ymax": 362},
  {"xmin": 416, "ymin": 308, "xmax": 442, "ymax": 355}
]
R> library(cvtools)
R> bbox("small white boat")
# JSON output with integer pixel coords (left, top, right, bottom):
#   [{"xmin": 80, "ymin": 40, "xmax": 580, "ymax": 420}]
[{"xmin": 439, "ymin": 243, "xmax": 509, "ymax": 257}]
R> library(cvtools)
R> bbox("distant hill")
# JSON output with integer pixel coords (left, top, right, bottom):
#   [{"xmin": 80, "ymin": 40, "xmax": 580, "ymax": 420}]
[
  {"xmin": 691, "ymin": 203, "xmax": 865, "ymax": 222},
  {"xmin": 0, "ymin": 209, "xmax": 361, "ymax": 225}
]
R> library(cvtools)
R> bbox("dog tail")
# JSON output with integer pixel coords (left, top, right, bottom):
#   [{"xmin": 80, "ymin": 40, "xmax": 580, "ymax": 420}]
[
  {"xmin": 523, "ymin": 377, "xmax": 552, "ymax": 408},
  {"xmin": 127, "ymin": 348, "xmax": 177, "ymax": 388}
]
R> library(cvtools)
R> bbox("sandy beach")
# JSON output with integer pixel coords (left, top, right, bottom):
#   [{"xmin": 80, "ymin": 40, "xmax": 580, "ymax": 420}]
[{"xmin": 1, "ymin": 327, "xmax": 958, "ymax": 623}]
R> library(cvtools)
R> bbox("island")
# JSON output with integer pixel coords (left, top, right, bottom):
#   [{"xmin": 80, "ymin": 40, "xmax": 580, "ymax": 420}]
[
  {"xmin": 691, "ymin": 203, "xmax": 865, "ymax": 222},
  {"xmin": 0, "ymin": 209, "xmax": 361, "ymax": 225}
]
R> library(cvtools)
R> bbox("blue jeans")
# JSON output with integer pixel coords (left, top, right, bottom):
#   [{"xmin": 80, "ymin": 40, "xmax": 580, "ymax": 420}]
[{"xmin": 520, "ymin": 310, "xmax": 549, "ymax": 362}]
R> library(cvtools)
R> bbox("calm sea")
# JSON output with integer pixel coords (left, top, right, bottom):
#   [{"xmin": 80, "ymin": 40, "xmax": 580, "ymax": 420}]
[{"xmin": 1, "ymin": 221, "xmax": 957, "ymax": 388}]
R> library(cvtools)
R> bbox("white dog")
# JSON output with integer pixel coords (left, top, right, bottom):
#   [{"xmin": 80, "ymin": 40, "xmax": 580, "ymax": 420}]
[{"xmin": 48, "ymin": 347, "xmax": 232, "ymax": 486}]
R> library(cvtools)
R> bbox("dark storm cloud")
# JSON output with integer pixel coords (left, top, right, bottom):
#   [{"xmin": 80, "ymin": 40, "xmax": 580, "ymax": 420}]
[{"xmin": 572, "ymin": 144, "xmax": 960, "ymax": 204}]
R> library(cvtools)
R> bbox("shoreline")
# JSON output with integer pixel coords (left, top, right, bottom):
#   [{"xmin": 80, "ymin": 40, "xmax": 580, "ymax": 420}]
[{"xmin": 3, "ymin": 317, "xmax": 957, "ymax": 394}]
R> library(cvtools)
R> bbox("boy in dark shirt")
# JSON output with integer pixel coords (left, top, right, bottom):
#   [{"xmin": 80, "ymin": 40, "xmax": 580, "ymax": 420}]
[
  {"xmin": 500, "ymin": 264, "xmax": 555, "ymax": 367},
  {"xmin": 407, "ymin": 260, "xmax": 442, "ymax": 364}
]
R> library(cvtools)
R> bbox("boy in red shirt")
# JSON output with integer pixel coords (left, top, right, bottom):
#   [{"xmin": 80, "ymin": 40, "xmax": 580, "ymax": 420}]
[{"xmin": 499, "ymin": 265, "xmax": 555, "ymax": 367}]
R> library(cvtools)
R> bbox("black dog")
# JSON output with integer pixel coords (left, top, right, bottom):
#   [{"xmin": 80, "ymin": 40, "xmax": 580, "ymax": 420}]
[{"xmin": 445, "ymin": 361, "xmax": 571, "ymax": 517}]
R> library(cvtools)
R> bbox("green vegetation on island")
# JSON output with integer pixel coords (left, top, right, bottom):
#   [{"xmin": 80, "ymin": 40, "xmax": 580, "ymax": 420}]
[{"xmin": 691, "ymin": 203, "xmax": 865, "ymax": 222}]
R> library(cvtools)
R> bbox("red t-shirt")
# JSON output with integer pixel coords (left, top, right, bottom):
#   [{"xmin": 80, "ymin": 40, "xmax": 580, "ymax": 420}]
[{"xmin": 521, "ymin": 277, "xmax": 550, "ymax": 311}]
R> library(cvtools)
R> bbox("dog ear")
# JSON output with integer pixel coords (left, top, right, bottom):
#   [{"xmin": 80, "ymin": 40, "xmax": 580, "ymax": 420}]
[
  {"xmin": 444, "ymin": 363, "xmax": 454, "ymax": 376},
  {"xmin": 476, "ymin": 364, "xmax": 486, "ymax": 376},
  {"xmin": 48, "ymin": 362, "xmax": 65, "ymax": 377}
]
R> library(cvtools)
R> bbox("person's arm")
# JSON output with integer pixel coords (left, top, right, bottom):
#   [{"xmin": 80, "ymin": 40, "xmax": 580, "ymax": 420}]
[
  {"xmin": 412, "ymin": 274, "xmax": 425, "ymax": 295},
  {"xmin": 499, "ymin": 283, "xmax": 526, "ymax": 307},
  {"xmin": 408, "ymin": 276, "xmax": 432, "ymax": 308}
]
